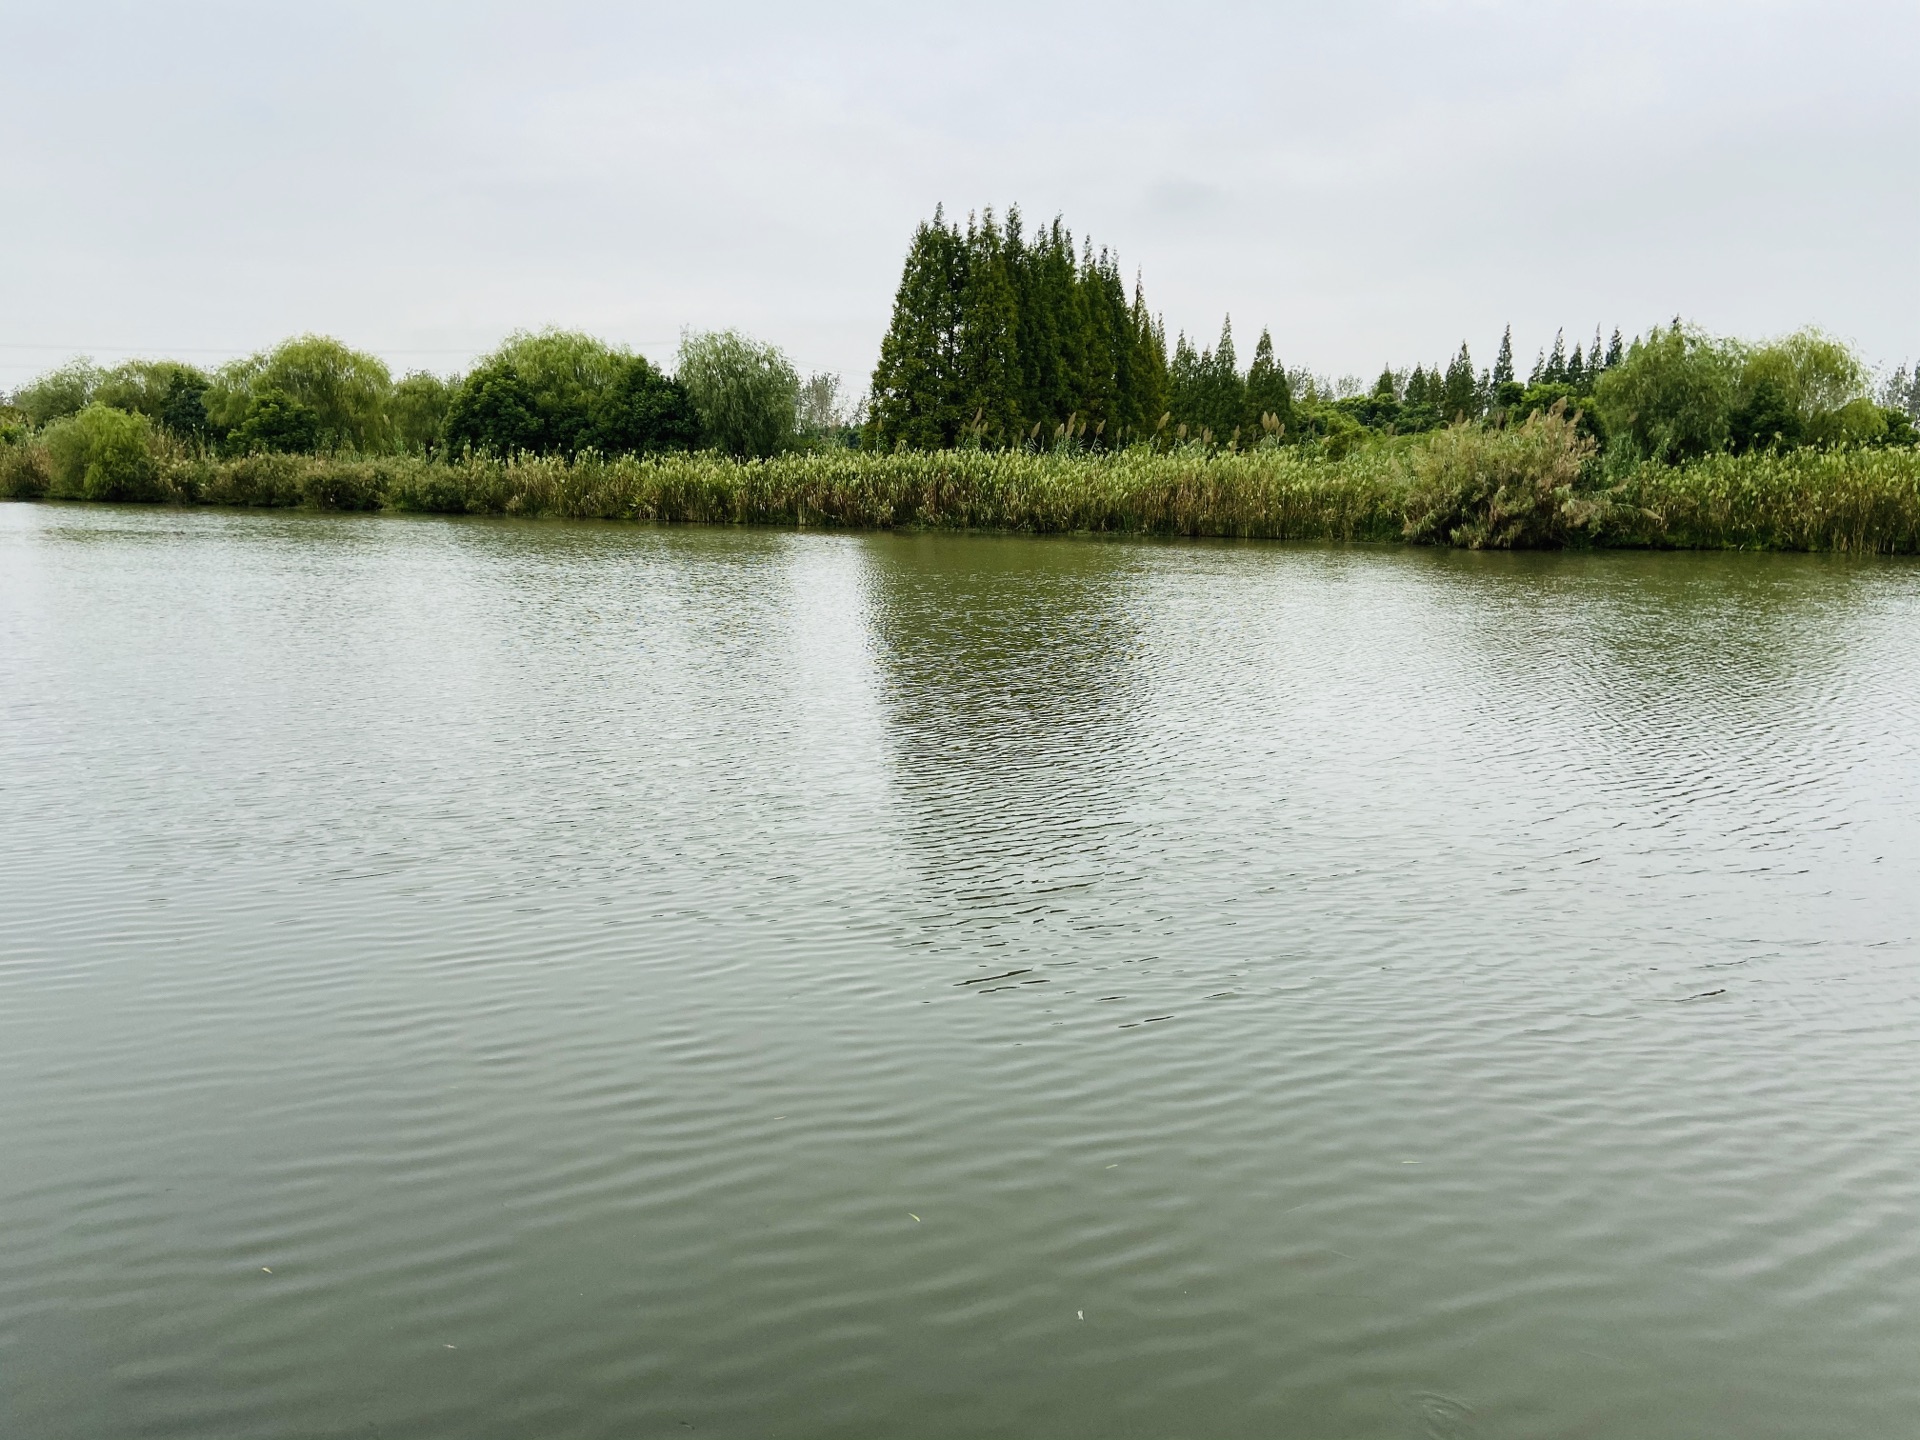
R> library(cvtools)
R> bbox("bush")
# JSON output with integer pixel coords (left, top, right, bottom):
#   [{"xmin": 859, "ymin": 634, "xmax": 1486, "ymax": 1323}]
[
  {"xmin": 0, "ymin": 427, "xmax": 51, "ymax": 498},
  {"xmin": 676, "ymin": 329, "xmax": 799, "ymax": 458},
  {"xmin": 42, "ymin": 404, "xmax": 161, "ymax": 501},
  {"xmin": 1403, "ymin": 407, "xmax": 1600, "ymax": 548}
]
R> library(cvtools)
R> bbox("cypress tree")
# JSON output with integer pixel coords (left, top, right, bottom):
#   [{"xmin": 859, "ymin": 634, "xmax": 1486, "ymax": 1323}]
[
  {"xmin": 1075, "ymin": 244, "xmax": 1126, "ymax": 442},
  {"xmin": 1244, "ymin": 328, "xmax": 1293, "ymax": 439},
  {"xmin": 957, "ymin": 209, "xmax": 1022, "ymax": 444},
  {"xmin": 1441, "ymin": 343, "xmax": 1478, "ymax": 421},
  {"xmin": 867, "ymin": 209, "xmax": 966, "ymax": 448},
  {"xmin": 1128, "ymin": 279, "xmax": 1169, "ymax": 444},
  {"xmin": 1168, "ymin": 332, "xmax": 1202, "ymax": 440},
  {"xmin": 1493, "ymin": 326, "xmax": 1515, "ymax": 387},
  {"xmin": 1544, "ymin": 329, "xmax": 1567, "ymax": 384},
  {"xmin": 1193, "ymin": 317, "xmax": 1245, "ymax": 444}
]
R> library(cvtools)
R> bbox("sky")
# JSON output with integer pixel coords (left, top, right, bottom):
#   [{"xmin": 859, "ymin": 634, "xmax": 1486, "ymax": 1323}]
[{"xmin": 3, "ymin": 0, "xmax": 1917, "ymax": 394}]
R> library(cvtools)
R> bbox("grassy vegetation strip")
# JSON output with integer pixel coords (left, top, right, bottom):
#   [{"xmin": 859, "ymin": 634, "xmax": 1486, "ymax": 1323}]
[{"xmin": 5, "ymin": 434, "xmax": 1920, "ymax": 552}]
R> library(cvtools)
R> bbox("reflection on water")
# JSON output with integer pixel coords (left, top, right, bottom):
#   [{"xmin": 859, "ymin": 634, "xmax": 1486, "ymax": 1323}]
[{"xmin": 2, "ymin": 505, "xmax": 1918, "ymax": 1440}]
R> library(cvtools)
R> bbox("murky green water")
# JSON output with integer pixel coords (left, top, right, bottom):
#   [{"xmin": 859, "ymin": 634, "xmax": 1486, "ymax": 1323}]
[{"xmin": 4, "ymin": 503, "xmax": 1919, "ymax": 1439}]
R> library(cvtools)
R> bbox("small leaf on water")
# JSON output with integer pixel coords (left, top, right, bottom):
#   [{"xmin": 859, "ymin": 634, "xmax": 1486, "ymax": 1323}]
[{"xmin": 909, "ymin": 1213, "xmax": 920, "ymax": 1222}]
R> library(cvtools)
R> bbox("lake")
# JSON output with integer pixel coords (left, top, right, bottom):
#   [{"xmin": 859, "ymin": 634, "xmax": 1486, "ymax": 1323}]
[{"xmin": 3, "ymin": 503, "xmax": 1918, "ymax": 1439}]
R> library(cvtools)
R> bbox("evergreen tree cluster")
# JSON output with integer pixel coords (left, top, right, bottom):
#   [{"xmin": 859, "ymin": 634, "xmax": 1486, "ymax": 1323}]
[{"xmin": 867, "ymin": 207, "xmax": 1171, "ymax": 450}]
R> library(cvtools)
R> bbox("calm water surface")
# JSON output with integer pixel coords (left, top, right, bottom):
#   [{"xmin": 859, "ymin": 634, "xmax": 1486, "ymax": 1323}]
[{"xmin": 3, "ymin": 503, "xmax": 1919, "ymax": 1439}]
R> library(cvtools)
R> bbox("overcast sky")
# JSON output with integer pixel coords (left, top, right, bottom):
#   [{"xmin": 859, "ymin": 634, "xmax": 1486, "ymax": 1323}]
[{"xmin": 4, "ymin": 0, "xmax": 1916, "ymax": 392}]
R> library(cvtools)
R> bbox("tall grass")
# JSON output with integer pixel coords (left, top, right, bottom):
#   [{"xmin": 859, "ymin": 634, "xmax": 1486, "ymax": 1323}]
[{"xmin": 4, "ymin": 420, "xmax": 1919, "ymax": 553}]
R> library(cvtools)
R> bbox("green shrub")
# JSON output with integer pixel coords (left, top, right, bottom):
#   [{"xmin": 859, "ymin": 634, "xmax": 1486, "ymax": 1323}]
[
  {"xmin": 0, "ymin": 429, "xmax": 52, "ymax": 498},
  {"xmin": 199, "ymin": 452, "xmax": 307, "ymax": 506},
  {"xmin": 1403, "ymin": 408, "xmax": 1600, "ymax": 548},
  {"xmin": 298, "ymin": 460, "xmax": 387, "ymax": 510},
  {"xmin": 43, "ymin": 404, "xmax": 161, "ymax": 501}
]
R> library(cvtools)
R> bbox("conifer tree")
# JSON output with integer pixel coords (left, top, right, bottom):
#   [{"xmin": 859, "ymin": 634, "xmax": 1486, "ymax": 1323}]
[
  {"xmin": 1566, "ymin": 343, "xmax": 1586, "ymax": 389},
  {"xmin": 957, "ymin": 209, "xmax": 1022, "ymax": 444},
  {"xmin": 1544, "ymin": 330, "xmax": 1567, "ymax": 384},
  {"xmin": 1185, "ymin": 317, "xmax": 1245, "ymax": 444},
  {"xmin": 1406, "ymin": 364, "xmax": 1441, "ymax": 409},
  {"xmin": 1243, "ymin": 328, "xmax": 1293, "ymax": 438},
  {"xmin": 867, "ymin": 210, "xmax": 966, "ymax": 448},
  {"xmin": 1168, "ymin": 333, "xmax": 1202, "ymax": 440},
  {"xmin": 1605, "ymin": 329, "xmax": 1624, "ymax": 369},
  {"xmin": 1075, "ymin": 245, "xmax": 1129, "ymax": 441},
  {"xmin": 1129, "ymin": 280, "xmax": 1169, "ymax": 443},
  {"xmin": 1493, "ymin": 326, "xmax": 1515, "ymax": 387},
  {"xmin": 1441, "ymin": 343, "xmax": 1478, "ymax": 421}
]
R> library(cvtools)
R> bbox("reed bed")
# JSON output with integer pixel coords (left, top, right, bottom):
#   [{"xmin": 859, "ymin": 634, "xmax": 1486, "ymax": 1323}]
[{"xmin": 5, "ymin": 433, "xmax": 1920, "ymax": 553}]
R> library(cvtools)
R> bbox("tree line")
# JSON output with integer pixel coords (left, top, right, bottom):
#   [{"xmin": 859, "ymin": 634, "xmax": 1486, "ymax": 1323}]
[
  {"xmin": 8, "ymin": 205, "xmax": 1917, "ymax": 472},
  {"xmin": 865, "ymin": 206, "xmax": 1917, "ymax": 460},
  {"xmin": 2, "ymin": 329, "xmax": 855, "ymax": 464}
]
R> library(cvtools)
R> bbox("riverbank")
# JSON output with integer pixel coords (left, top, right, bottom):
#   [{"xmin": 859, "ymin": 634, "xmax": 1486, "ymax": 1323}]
[{"xmin": 5, "ymin": 429, "xmax": 1920, "ymax": 552}]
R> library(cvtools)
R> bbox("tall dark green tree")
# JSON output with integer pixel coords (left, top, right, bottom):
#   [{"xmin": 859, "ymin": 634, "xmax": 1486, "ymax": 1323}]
[
  {"xmin": 1492, "ymin": 326, "xmax": 1515, "ymax": 387},
  {"xmin": 956, "ymin": 210, "xmax": 1023, "ymax": 444},
  {"xmin": 1129, "ymin": 281, "xmax": 1170, "ymax": 443},
  {"xmin": 868, "ymin": 209, "xmax": 967, "ymax": 448},
  {"xmin": 1441, "ymin": 343, "xmax": 1479, "ymax": 421},
  {"xmin": 1243, "ymin": 328, "xmax": 1293, "ymax": 438}
]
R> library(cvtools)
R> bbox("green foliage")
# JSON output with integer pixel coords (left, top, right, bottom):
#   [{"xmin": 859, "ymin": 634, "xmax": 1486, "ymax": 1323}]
[
  {"xmin": 0, "ymin": 420, "xmax": 52, "ymax": 498},
  {"xmin": 868, "ymin": 207, "xmax": 1172, "ymax": 451},
  {"xmin": 676, "ymin": 329, "xmax": 799, "ymax": 459},
  {"xmin": 592, "ymin": 357, "xmax": 703, "ymax": 455},
  {"xmin": 94, "ymin": 360, "xmax": 211, "ymax": 429},
  {"xmin": 1403, "ymin": 407, "xmax": 1600, "ymax": 548},
  {"xmin": 797, "ymin": 372, "xmax": 863, "ymax": 448},
  {"xmin": 1169, "ymin": 318, "xmax": 1247, "ymax": 446},
  {"xmin": 8, "ymin": 426, "xmax": 1920, "ymax": 553},
  {"xmin": 229, "ymin": 388, "xmax": 323, "ymax": 454},
  {"xmin": 1597, "ymin": 323, "xmax": 1873, "ymax": 463},
  {"xmin": 1728, "ymin": 375, "xmax": 1802, "ymax": 453},
  {"xmin": 445, "ymin": 365, "xmax": 543, "ymax": 455},
  {"xmin": 1243, "ymin": 329, "xmax": 1294, "ymax": 440},
  {"xmin": 43, "ymin": 403, "xmax": 160, "ymax": 500},
  {"xmin": 207, "ymin": 336, "xmax": 393, "ymax": 451},
  {"xmin": 389, "ymin": 372, "xmax": 453, "ymax": 453},
  {"xmin": 13, "ymin": 360, "xmax": 103, "ymax": 426},
  {"xmin": 443, "ymin": 331, "xmax": 699, "ymax": 458},
  {"xmin": 1594, "ymin": 323, "xmax": 1737, "ymax": 463}
]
